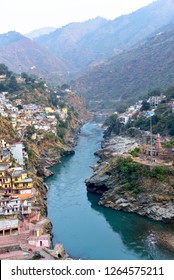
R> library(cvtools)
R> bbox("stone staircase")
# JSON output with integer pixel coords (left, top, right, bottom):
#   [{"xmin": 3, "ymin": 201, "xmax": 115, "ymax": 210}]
[
  {"xmin": 19, "ymin": 231, "xmax": 30, "ymax": 250},
  {"xmin": 0, "ymin": 235, "xmax": 20, "ymax": 253},
  {"xmin": 0, "ymin": 235, "xmax": 19, "ymax": 247}
]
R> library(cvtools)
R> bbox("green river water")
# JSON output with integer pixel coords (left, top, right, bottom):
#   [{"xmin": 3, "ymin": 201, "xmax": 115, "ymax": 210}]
[{"xmin": 46, "ymin": 122, "xmax": 174, "ymax": 260}]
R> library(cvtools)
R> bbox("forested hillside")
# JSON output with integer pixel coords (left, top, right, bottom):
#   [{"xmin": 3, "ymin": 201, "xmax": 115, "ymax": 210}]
[{"xmin": 72, "ymin": 24, "xmax": 174, "ymax": 112}]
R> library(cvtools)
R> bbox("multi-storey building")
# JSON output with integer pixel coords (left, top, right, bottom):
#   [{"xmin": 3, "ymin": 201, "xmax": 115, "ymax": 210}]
[
  {"xmin": 11, "ymin": 167, "xmax": 33, "ymax": 195},
  {"xmin": 0, "ymin": 195, "xmax": 20, "ymax": 216},
  {"xmin": 0, "ymin": 163, "xmax": 12, "ymax": 195}
]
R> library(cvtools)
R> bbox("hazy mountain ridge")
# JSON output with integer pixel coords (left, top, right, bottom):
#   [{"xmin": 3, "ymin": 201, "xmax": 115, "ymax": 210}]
[
  {"xmin": 0, "ymin": 0, "xmax": 174, "ymax": 94},
  {"xmin": 0, "ymin": 31, "xmax": 70, "ymax": 83},
  {"xmin": 72, "ymin": 23, "xmax": 174, "ymax": 111},
  {"xmin": 25, "ymin": 27, "xmax": 57, "ymax": 39},
  {"xmin": 35, "ymin": 17, "xmax": 108, "ymax": 71},
  {"xmin": 34, "ymin": 0, "xmax": 174, "ymax": 73}
]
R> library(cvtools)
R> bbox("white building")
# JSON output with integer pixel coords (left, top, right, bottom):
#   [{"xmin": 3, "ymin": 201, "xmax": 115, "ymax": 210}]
[
  {"xmin": 0, "ymin": 196, "xmax": 20, "ymax": 216},
  {"xmin": 119, "ymin": 114, "xmax": 129, "ymax": 125},
  {"xmin": 10, "ymin": 143, "xmax": 24, "ymax": 166}
]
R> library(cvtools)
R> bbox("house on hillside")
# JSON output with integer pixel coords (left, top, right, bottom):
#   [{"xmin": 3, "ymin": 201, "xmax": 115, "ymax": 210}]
[
  {"xmin": 10, "ymin": 142, "xmax": 24, "ymax": 166},
  {"xmin": 148, "ymin": 95, "xmax": 166, "ymax": 108},
  {"xmin": 10, "ymin": 167, "xmax": 33, "ymax": 195},
  {"xmin": 45, "ymin": 107, "xmax": 55, "ymax": 114},
  {"xmin": 119, "ymin": 114, "xmax": 129, "ymax": 125},
  {"xmin": 0, "ymin": 195, "xmax": 20, "ymax": 216},
  {"xmin": 28, "ymin": 224, "xmax": 51, "ymax": 248},
  {"xmin": 0, "ymin": 94, "xmax": 5, "ymax": 104},
  {"xmin": 0, "ymin": 219, "xmax": 19, "ymax": 237},
  {"xmin": 0, "ymin": 75, "xmax": 6, "ymax": 81},
  {"xmin": 0, "ymin": 163, "xmax": 12, "ymax": 196}
]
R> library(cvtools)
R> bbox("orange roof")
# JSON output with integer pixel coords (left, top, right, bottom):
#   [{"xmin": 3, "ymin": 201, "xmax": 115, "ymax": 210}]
[{"xmin": 18, "ymin": 193, "xmax": 34, "ymax": 201}]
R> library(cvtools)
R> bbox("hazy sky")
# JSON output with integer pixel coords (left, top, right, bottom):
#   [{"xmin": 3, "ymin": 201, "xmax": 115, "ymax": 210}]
[{"xmin": 0, "ymin": 0, "xmax": 156, "ymax": 34}]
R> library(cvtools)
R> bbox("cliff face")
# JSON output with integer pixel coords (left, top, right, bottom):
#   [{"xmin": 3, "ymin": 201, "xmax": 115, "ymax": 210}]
[
  {"xmin": 24, "ymin": 91, "xmax": 90, "ymax": 178},
  {"xmin": 99, "ymin": 174, "xmax": 174, "ymax": 222},
  {"xmin": 86, "ymin": 136, "xmax": 174, "ymax": 222}
]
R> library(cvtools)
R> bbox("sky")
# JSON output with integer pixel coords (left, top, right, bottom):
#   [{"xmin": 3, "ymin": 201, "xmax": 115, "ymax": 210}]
[{"xmin": 0, "ymin": 0, "xmax": 156, "ymax": 34}]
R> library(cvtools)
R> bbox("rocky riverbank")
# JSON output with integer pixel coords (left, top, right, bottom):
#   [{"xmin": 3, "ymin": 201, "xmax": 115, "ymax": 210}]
[
  {"xmin": 33, "ymin": 117, "xmax": 94, "ymax": 260},
  {"xmin": 86, "ymin": 134, "xmax": 174, "ymax": 223},
  {"xmin": 86, "ymin": 135, "xmax": 140, "ymax": 194}
]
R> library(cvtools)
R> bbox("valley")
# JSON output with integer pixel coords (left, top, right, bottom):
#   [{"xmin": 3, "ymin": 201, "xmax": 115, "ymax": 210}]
[{"xmin": 1, "ymin": 0, "xmax": 174, "ymax": 260}]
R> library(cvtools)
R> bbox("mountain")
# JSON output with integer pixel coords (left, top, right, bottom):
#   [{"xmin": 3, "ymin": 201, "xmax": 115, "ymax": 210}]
[
  {"xmin": 0, "ymin": 31, "xmax": 70, "ymax": 84},
  {"xmin": 25, "ymin": 27, "xmax": 57, "ymax": 39},
  {"xmin": 72, "ymin": 22, "xmax": 174, "ymax": 112},
  {"xmin": 35, "ymin": 17, "xmax": 108, "ymax": 73},
  {"xmin": 1, "ymin": 0, "xmax": 174, "ymax": 89},
  {"xmin": 35, "ymin": 0, "xmax": 174, "ymax": 75}
]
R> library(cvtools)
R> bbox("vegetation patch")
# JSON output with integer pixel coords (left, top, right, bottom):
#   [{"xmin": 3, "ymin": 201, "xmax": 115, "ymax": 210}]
[{"xmin": 104, "ymin": 156, "xmax": 174, "ymax": 195}]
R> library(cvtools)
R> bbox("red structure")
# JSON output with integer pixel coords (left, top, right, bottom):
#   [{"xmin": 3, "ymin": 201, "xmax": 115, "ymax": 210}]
[{"xmin": 155, "ymin": 134, "xmax": 162, "ymax": 151}]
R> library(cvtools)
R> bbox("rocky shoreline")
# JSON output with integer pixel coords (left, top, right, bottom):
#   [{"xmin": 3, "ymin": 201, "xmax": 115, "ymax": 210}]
[
  {"xmin": 35, "ymin": 134, "xmax": 80, "ymax": 260},
  {"xmin": 0, "ymin": 126, "xmax": 82, "ymax": 260},
  {"xmin": 85, "ymin": 133, "xmax": 174, "ymax": 253},
  {"xmin": 86, "ymin": 135, "xmax": 140, "ymax": 194},
  {"xmin": 35, "ymin": 119, "xmax": 92, "ymax": 260},
  {"xmin": 86, "ymin": 134, "xmax": 174, "ymax": 222},
  {"xmin": 30, "ymin": 112, "xmax": 94, "ymax": 261}
]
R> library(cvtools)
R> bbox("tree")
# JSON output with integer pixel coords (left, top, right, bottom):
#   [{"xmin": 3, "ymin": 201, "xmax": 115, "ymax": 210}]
[
  {"xmin": 16, "ymin": 104, "xmax": 23, "ymax": 110},
  {"xmin": 141, "ymin": 100, "xmax": 150, "ymax": 111},
  {"xmin": 61, "ymin": 84, "xmax": 70, "ymax": 90},
  {"xmin": 26, "ymin": 126, "xmax": 36, "ymax": 139},
  {"xmin": 0, "ymin": 83, "xmax": 7, "ymax": 92},
  {"xmin": 104, "ymin": 113, "xmax": 118, "ymax": 126},
  {"xmin": 165, "ymin": 85, "xmax": 174, "ymax": 99},
  {"xmin": 148, "ymin": 88, "xmax": 162, "ymax": 97},
  {"xmin": 0, "ymin": 64, "xmax": 12, "ymax": 77},
  {"xmin": 7, "ymin": 76, "xmax": 20, "ymax": 92},
  {"xmin": 0, "ymin": 64, "xmax": 9, "ymax": 75}
]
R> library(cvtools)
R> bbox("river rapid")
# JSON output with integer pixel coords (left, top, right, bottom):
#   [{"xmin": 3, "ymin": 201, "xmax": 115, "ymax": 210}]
[{"xmin": 46, "ymin": 122, "xmax": 174, "ymax": 260}]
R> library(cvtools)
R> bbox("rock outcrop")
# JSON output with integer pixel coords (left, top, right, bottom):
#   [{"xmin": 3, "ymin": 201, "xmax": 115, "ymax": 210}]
[
  {"xmin": 86, "ymin": 135, "xmax": 174, "ymax": 222},
  {"xmin": 99, "ymin": 186, "xmax": 174, "ymax": 222}
]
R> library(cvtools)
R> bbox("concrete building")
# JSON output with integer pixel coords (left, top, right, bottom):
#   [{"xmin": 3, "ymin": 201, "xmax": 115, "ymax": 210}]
[
  {"xmin": 0, "ymin": 163, "xmax": 12, "ymax": 195},
  {"xmin": 28, "ymin": 225, "xmax": 51, "ymax": 248},
  {"xmin": 11, "ymin": 167, "xmax": 33, "ymax": 195},
  {"xmin": 0, "ymin": 195, "xmax": 20, "ymax": 216},
  {"xmin": 10, "ymin": 143, "xmax": 24, "ymax": 166},
  {"xmin": 119, "ymin": 114, "xmax": 129, "ymax": 125},
  {"xmin": 0, "ymin": 219, "xmax": 19, "ymax": 237}
]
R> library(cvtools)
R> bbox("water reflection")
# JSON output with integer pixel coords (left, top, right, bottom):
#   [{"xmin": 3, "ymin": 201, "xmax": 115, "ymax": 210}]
[
  {"xmin": 87, "ymin": 192, "xmax": 174, "ymax": 260},
  {"xmin": 46, "ymin": 122, "xmax": 174, "ymax": 260}
]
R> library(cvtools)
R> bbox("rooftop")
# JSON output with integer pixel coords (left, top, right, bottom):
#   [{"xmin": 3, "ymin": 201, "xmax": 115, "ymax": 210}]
[
  {"xmin": 18, "ymin": 193, "xmax": 34, "ymax": 201},
  {"xmin": 0, "ymin": 219, "xmax": 18, "ymax": 229}
]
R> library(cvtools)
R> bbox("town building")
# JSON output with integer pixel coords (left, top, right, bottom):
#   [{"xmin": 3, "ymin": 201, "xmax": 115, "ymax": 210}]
[
  {"xmin": 0, "ymin": 163, "xmax": 12, "ymax": 195},
  {"xmin": 0, "ymin": 195, "xmax": 20, "ymax": 216},
  {"xmin": 10, "ymin": 143, "xmax": 24, "ymax": 166},
  {"xmin": 28, "ymin": 225, "xmax": 51, "ymax": 248},
  {"xmin": 148, "ymin": 95, "xmax": 166, "ymax": 108},
  {"xmin": 119, "ymin": 114, "xmax": 129, "ymax": 125},
  {"xmin": 0, "ymin": 219, "xmax": 19, "ymax": 237},
  {"xmin": 10, "ymin": 167, "xmax": 33, "ymax": 195}
]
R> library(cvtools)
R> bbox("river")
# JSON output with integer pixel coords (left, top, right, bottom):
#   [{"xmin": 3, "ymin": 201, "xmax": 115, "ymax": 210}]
[{"xmin": 46, "ymin": 122, "xmax": 174, "ymax": 260}]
